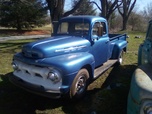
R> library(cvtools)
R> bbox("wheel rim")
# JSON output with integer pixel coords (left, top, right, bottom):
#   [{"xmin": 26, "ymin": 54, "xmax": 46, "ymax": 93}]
[
  {"xmin": 119, "ymin": 57, "xmax": 122, "ymax": 64},
  {"xmin": 75, "ymin": 75, "xmax": 86, "ymax": 95},
  {"xmin": 118, "ymin": 52, "xmax": 123, "ymax": 64}
]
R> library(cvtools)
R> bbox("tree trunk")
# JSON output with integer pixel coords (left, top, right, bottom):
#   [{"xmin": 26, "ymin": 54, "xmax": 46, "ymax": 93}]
[
  {"xmin": 122, "ymin": 19, "xmax": 127, "ymax": 30},
  {"xmin": 122, "ymin": 16, "xmax": 128, "ymax": 30},
  {"xmin": 46, "ymin": 0, "xmax": 64, "ymax": 21},
  {"xmin": 16, "ymin": 17, "xmax": 22, "ymax": 31},
  {"xmin": 100, "ymin": 0, "xmax": 106, "ymax": 18},
  {"xmin": 118, "ymin": 0, "xmax": 137, "ymax": 30},
  {"xmin": 46, "ymin": 0, "xmax": 84, "ymax": 22}
]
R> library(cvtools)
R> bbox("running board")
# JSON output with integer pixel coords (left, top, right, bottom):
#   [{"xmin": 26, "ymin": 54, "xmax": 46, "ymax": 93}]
[{"xmin": 94, "ymin": 60, "xmax": 117, "ymax": 79}]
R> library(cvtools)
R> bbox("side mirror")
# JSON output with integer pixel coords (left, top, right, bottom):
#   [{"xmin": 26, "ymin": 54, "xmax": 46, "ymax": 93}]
[{"xmin": 92, "ymin": 35, "xmax": 99, "ymax": 42}]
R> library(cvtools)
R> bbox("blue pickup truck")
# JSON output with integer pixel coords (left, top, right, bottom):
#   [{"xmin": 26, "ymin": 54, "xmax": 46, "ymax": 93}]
[
  {"xmin": 10, "ymin": 16, "xmax": 128, "ymax": 99},
  {"xmin": 127, "ymin": 20, "xmax": 152, "ymax": 114}
]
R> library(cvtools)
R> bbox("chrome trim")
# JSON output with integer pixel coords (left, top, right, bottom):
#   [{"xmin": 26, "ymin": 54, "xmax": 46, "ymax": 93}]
[{"xmin": 55, "ymin": 45, "xmax": 87, "ymax": 52}]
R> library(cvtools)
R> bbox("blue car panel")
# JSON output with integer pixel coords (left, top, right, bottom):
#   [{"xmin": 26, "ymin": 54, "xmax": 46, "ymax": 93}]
[{"xmin": 10, "ymin": 16, "xmax": 127, "ymax": 99}]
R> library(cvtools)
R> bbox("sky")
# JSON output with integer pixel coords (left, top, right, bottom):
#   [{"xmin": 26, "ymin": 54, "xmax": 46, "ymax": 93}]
[
  {"xmin": 135, "ymin": 0, "xmax": 150, "ymax": 11},
  {"xmin": 64, "ymin": 0, "xmax": 151, "ymax": 13}
]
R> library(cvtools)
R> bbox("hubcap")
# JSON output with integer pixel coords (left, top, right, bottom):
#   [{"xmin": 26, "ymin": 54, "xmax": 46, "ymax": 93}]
[
  {"xmin": 119, "ymin": 57, "xmax": 122, "ymax": 64},
  {"xmin": 76, "ymin": 76, "xmax": 86, "ymax": 94}
]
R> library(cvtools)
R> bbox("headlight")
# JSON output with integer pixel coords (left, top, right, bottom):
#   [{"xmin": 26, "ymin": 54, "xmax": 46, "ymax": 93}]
[
  {"xmin": 141, "ymin": 100, "xmax": 152, "ymax": 114},
  {"xmin": 144, "ymin": 106, "xmax": 152, "ymax": 114},
  {"xmin": 47, "ymin": 69, "xmax": 61, "ymax": 83},
  {"xmin": 12, "ymin": 62, "xmax": 18, "ymax": 70}
]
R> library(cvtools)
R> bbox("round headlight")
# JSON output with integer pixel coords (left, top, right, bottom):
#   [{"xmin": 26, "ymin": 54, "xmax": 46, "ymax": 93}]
[
  {"xmin": 47, "ymin": 70, "xmax": 61, "ymax": 83},
  {"xmin": 140, "ymin": 100, "xmax": 152, "ymax": 114},
  {"xmin": 144, "ymin": 106, "xmax": 152, "ymax": 114}
]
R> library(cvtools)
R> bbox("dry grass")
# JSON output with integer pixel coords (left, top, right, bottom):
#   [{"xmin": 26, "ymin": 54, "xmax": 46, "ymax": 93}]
[{"xmin": 0, "ymin": 24, "xmax": 52, "ymax": 37}]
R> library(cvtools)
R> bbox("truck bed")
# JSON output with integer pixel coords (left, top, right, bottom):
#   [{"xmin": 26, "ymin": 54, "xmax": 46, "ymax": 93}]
[{"xmin": 109, "ymin": 34, "xmax": 127, "ymax": 40}]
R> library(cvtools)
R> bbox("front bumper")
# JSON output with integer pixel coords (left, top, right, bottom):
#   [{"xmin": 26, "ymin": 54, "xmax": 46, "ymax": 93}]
[{"xmin": 9, "ymin": 74, "xmax": 64, "ymax": 99}]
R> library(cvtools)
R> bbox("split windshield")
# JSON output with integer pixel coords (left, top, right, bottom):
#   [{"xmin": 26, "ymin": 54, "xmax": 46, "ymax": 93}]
[{"xmin": 57, "ymin": 22, "xmax": 90, "ymax": 37}]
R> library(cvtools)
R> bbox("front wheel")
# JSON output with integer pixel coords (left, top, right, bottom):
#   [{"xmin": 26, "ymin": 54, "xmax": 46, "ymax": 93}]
[{"xmin": 70, "ymin": 69, "xmax": 89, "ymax": 99}]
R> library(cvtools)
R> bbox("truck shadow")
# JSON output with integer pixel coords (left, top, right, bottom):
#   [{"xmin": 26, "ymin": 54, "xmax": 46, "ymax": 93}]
[
  {"xmin": 101, "ymin": 64, "xmax": 137, "ymax": 89},
  {"xmin": 0, "ymin": 64, "xmax": 137, "ymax": 114},
  {"xmin": 0, "ymin": 40, "xmax": 38, "ymax": 54}
]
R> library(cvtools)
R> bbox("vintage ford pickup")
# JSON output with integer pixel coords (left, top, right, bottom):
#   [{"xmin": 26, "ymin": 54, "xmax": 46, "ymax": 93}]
[
  {"xmin": 127, "ymin": 20, "xmax": 152, "ymax": 114},
  {"xmin": 10, "ymin": 16, "xmax": 128, "ymax": 99}
]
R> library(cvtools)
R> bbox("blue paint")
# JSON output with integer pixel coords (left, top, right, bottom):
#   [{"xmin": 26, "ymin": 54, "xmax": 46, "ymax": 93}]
[
  {"xmin": 11, "ymin": 16, "xmax": 128, "ymax": 98},
  {"xmin": 127, "ymin": 20, "xmax": 152, "ymax": 114}
]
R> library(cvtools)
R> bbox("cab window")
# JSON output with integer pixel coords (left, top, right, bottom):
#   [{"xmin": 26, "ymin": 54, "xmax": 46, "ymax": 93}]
[
  {"xmin": 57, "ymin": 22, "xmax": 68, "ymax": 34},
  {"xmin": 92, "ymin": 22, "xmax": 106, "ymax": 36}
]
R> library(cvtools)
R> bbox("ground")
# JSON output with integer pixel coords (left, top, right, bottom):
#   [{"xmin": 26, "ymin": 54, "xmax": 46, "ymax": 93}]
[
  {"xmin": 0, "ymin": 24, "xmax": 52, "ymax": 36},
  {"xmin": 0, "ymin": 29, "xmax": 51, "ymax": 36}
]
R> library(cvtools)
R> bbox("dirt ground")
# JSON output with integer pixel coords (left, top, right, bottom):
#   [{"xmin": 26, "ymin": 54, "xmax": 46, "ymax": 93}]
[
  {"xmin": 0, "ymin": 29, "xmax": 51, "ymax": 36},
  {"xmin": 23, "ymin": 30, "xmax": 51, "ymax": 35}
]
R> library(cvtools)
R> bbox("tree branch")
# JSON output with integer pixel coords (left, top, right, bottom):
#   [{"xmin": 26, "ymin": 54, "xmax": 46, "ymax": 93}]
[
  {"xmin": 63, "ymin": 0, "xmax": 84, "ymax": 17},
  {"xmin": 128, "ymin": 0, "xmax": 136, "ymax": 16},
  {"xmin": 89, "ymin": 1, "xmax": 102, "ymax": 12}
]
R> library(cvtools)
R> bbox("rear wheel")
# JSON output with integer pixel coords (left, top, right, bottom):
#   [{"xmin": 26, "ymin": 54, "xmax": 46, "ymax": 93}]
[
  {"xmin": 117, "ymin": 51, "xmax": 124, "ymax": 65},
  {"xmin": 70, "ymin": 69, "xmax": 89, "ymax": 99}
]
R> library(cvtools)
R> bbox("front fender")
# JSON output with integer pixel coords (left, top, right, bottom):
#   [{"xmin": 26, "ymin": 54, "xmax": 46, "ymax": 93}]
[
  {"xmin": 40, "ymin": 52, "xmax": 95, "ymax": 75},
  {"xmin": 41, "ymin": 52, "xmax": 95, "ymax": 87},
  {"xmin": 127, "ymin": 64, "xmax": 152, "ymax": 114}
]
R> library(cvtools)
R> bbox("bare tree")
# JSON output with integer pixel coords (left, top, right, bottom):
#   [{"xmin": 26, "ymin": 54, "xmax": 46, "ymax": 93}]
[
  {"xmin": 128, "ymin": 11, "xmax": 143, "ymax": 31},
  {"xmin": 101, "ymin": 0, "xmax": 107, "ymax": 18},
  {"xmin": 72, "ymin": 0, "xmax": 97, "ymax": 16},
  {"xmin": 63, "ymin": 0, "xmax": 84, "ymax": 17},
  {"xmin": 102, "ymin": 0, "xmax": 122, "ymax": 20},
  {"xmin": 45, "ymin": 0, "xmax": 64, "ymax": 21},
  {"xmin": 89, "ymin": 0, "xmax": 121, "ymax": 20},
  {"xmin": 45, "ymin": 0, "xmax": 84, "ymax": 21},
  {"xmin": 118, "ymin": 0, "xmax": 137, "ymax": 30},
  {"xmin": 142, "ymin": 2, "xmax": 152, "ymax": 23}
]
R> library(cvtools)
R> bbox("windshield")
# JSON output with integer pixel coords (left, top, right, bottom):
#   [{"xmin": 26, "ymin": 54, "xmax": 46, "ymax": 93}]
[
  {"xmin": 57, "ymin": 22, "xmax": 89, "ymax": 37},
  {"xmin": 147, "ymin": 23, "xmax": 152, "ymax": 41}
]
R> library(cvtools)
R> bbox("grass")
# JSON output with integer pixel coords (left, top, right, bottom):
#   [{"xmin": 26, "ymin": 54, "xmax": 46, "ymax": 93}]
[{"xmin": 0, "ymin": 31, "xmax": 146, "ymax": 114}]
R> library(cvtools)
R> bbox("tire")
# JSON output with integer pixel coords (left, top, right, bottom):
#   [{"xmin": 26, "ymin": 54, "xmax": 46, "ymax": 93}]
[
  {"xmin": 70, "ymin": 69, "xmax": 89, "ymax": 99},
  {"xmin": 117, "ymin": 51, "xmax": 123, "ymax": 65}
]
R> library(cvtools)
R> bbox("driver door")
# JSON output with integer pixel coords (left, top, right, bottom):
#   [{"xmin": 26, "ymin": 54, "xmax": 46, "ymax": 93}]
[{"xmin": 91, "ymin": 22, "xmax": 109, "ymax": 67}]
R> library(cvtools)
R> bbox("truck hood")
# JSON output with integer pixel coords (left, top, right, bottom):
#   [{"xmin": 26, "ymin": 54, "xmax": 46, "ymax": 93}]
[{"xmin": 22, "ymin": 36, "xmax": 90, "ymax": 59}]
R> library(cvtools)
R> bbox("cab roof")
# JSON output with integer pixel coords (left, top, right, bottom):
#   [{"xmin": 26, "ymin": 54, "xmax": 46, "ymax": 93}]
[{"xmin": 59, "ymin": 15, "xmax": 107, "ymax": 23}]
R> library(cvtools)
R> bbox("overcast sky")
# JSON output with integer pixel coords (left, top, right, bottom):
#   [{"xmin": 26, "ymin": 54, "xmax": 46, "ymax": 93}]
[
  {"xmin": 135, "ymin": 0, "xmax": 150, "ymax": 11},
  {"xmin": 64, "ymin": 0, "xmax": 151, "ymax": 13}
]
